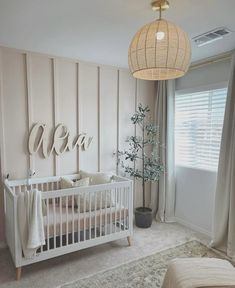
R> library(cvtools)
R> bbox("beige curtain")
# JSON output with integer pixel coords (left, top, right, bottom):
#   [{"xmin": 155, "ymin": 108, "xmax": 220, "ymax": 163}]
[
  {"xmin": 211, "ymin": 53, "xmax": 235, "ymax": 260},
  {"xmin": 150, "ymin": 80, "xmax": 176, "ymax": 222}
]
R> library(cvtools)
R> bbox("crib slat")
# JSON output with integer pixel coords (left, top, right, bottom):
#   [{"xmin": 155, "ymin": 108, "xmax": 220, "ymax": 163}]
[
  {"xmin": 72, "ymin": 195, "xmax": 74, "ymax": 244},
  {"xmin": 119, "ymin": 188, "xmax": 122, "ymax": 232},
  {"xmin": 99, "ymin": 191, "xmax": 102, "ymax": 237},
  {"xmin": 40, "ymin": 192, "xmax": 44, "ymax": 253},
  {"xmin": 126, "ymin": 187, "xmax": 128, "ymax": 229},
  {"xmin": 84, "ymin": 193, "xmax": 86, "ymax": 241},
  {"xmin": 66, "ymin": 196, "xmax": 68, "ymax": 246},
  {"xmin": 124, "ymin": 187, "xmax": 126, "ymax": 230},
  {"xmin": 46, "ymin": 198, "xmax": 50, "ymax": 250},
  {"xmin": 89, "ymin": 192, "xmax": 91, "ymax": 240},
  {"xmin": 94, "ymin": 192, "xmax": 97, "ymax": 238},
  {"xmin": 114, "ymin": 188, "xmax": 117, "ymax": 233},
  {"xmin": 53, "ymin": 198, "xmax": 56, "ymax": 249},
  {"xmin": 105, "ymin": 190, "xmax": 107, "ymax": 236},
  {"xmin": 110, "ymin": 190, "xmax": 112, "ymax": 234},
  {"xmin": 60, "ymin": 197, "xmax": 62, "ymax": 247},
  {"xmin": 77, "ymin": 195, "xmax": 80, "ymax": 243},
  {"xmin": 127, "ymin": 187, "xmax": 129, "ymax": 229}
]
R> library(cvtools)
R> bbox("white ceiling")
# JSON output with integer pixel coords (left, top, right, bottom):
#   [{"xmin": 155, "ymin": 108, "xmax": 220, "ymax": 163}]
[{"xmin": 0, "ymin": 0, "xmax": 234, "ymax": 68}]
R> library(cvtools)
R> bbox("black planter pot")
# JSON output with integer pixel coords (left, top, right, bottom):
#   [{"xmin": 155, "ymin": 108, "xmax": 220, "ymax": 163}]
[{"xmin": 135, "ymin": 207, "xmax": 152, "ymax": 228}]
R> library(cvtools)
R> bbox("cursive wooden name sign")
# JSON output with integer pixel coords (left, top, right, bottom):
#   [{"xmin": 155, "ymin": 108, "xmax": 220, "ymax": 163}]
[{"xmin": 28, "ymin": 123, "xmax": 93, "ymax": 158}]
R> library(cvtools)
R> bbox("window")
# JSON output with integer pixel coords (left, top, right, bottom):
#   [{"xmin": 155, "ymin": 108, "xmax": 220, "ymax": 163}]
[{"xmin": 175, "ymin": 88, "xmax": 227, "ymax": 171}]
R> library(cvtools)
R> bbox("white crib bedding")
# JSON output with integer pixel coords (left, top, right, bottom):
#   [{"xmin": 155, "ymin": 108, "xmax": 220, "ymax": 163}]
[{"xmin": 44, "ymin": 204, "xmax": 128, "ymax": 238}]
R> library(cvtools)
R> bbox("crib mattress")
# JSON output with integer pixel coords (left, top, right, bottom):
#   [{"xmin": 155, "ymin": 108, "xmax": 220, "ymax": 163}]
[{"xmin": 44, "ymin": 204, "xmax": 128, "ymax": 238}]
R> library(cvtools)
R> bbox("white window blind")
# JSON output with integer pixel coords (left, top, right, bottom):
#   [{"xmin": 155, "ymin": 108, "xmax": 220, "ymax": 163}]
[{"xmin": 175, "ymin": 88, "xmax": 227, "ymax": 171}]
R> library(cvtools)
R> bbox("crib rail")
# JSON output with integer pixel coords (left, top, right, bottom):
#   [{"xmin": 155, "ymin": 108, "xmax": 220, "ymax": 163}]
[
  {"xmin": 5, "ymin": 174, "xmax": 79, "ymax": 195},
  {"xmin": 4, "ymin": 174, "xmax": 133, "ymax": 268}
]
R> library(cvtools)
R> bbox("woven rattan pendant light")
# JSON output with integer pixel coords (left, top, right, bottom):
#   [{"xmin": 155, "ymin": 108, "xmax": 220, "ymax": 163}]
[{"xmin": 128, "ymin": 0, "xmax": 191, "ymax": 81}]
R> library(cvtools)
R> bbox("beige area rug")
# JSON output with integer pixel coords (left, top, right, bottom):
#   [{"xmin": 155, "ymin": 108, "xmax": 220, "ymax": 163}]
[{"xmin": 60, "ymin": 240, "xmax": 223, "ymax": 288}]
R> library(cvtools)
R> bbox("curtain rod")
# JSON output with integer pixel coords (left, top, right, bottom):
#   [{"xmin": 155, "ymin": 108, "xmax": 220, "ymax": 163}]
[{"xmin": 190, "ymin": 50, "xmax": 234, "ymax": 71}]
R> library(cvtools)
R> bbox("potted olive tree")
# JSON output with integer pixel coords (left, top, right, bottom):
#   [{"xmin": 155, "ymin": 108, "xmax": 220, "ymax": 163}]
[{"xmin": 118, "ymin": 103, "xmax": 164, "ymax": 228}]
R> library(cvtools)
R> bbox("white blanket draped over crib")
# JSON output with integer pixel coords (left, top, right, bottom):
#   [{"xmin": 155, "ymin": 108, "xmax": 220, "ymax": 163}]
[{"xmin": 18, "ymin": 189, "xmax": 45, "ymax": 259}]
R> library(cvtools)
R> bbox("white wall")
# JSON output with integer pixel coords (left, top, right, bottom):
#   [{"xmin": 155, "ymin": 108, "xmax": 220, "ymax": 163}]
[
  {"xmin": 175, "ymin": 59, "xmax": 231, "ymax": 236},
  {"xmin": 175, "ymin": 166, "xmax": 217, "ymax": 236},
  {"xmin": 176, "ymin": 59, "xmax": 230, "ymax": 92},
  {"xmin": 0, "ymin": 47, "xmax": 155, "ymax": 242}
]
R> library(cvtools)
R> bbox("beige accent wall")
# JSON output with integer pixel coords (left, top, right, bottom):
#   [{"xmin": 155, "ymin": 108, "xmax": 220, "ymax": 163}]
[{"xmin": 0, "ymin": 47, "xmax": 155, "ymax": 242}]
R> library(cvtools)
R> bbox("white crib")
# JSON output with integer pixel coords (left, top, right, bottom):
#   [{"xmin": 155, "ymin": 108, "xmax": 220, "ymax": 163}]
[{"xmin": 4, "ymin": 174, "xmax": 133, "ymax": 280}]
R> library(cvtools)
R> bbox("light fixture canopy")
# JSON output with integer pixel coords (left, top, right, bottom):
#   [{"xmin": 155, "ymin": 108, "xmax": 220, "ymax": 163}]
[
  {"xmin": 151, "ymin": 0, "xmax": 169, "ymax": 11},
  {"xmin": 128, "ymin": 0, "xmax": 191, "ymax": 81}
]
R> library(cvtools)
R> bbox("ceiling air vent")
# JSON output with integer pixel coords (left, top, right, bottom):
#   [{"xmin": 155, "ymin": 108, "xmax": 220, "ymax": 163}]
[{"xmin": 193, "ymin": 27, "xmax": 232, "ymax": 47}]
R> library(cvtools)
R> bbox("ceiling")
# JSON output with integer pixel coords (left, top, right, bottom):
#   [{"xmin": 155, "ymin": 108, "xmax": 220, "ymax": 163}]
[{"xmin": 0, "ymin": 0, "xmax": 234, "ymax": 68}]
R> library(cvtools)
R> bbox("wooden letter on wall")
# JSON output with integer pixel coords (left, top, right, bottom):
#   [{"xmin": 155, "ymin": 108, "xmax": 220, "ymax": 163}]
[{"xmin": 28, "ymin": 123, "xmax": 93, "ymax": 158}]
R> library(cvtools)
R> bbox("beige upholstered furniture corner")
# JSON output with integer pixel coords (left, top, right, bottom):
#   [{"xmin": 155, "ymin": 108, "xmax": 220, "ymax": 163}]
[{"xmin": 162, "ymin": 257, "xmax": 235, "ymax": 288}]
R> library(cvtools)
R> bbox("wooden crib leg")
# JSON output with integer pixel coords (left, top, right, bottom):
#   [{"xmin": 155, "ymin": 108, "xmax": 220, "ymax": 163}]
[
  {"xmin": 16, "ymin": 267, "xmax": 22, "ymax": 281},
  {"xmin": 127, "ymin": 236, "xmax": 131, "ymax": 246}
]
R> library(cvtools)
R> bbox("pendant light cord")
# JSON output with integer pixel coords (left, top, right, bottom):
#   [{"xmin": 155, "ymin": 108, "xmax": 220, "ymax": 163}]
[{"xmin": 159, "ymin": 3, "xmax": 162, "ymax": 19}]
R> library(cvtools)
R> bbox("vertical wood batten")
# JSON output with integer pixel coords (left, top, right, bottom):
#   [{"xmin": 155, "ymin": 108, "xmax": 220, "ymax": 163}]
[
  {"xmin": 0, "ymin": 49, "xmax": 6, "ymax": 213},
  {"xmin": 78, "ymin": 63, "xmax": 99, "ymax": 171},
  {"xmin": 0, "ymin": 49, "xmax": 6, "ymax": 242},
  {"xmin": 25, "ymin": 53, "xmax": 34, "ymax": 171},
  {"xmin": 116, "ymin": 70, "xmax": 120, "ymax": 175},
  {"xmin": 0, "ymin": 49, "xmax": 6, "ymax": 176},
  {"xmin": 99, "ymin": 67, "xmax": 118, "ymax": 173},
  {"xmin": 136, "ymin": 80, "xmax": 155, "ymax": 207},
  {"xmin": 52, "ymin": 58, "xmax": 59, "ymax": 176},
  {"xmin": 76, "ymin": 62, "xmax": 80, "ymax": 172},
  {"xmin": 134, "ymin": 79, "xmax": 138, "ymax": 208},
  {"xmin": 97, "ymin": 66, "xmax": 101, "ymax": 172}
]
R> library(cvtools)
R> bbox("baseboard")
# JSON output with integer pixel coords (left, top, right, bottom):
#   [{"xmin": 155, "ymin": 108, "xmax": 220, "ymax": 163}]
[
  {"xmin": 0, "ymin": 241, "xmax": 7, "ymax": 249},
  {"xmin": 175, "ymin": 216, "xmax": 212, "ymax": 238}
]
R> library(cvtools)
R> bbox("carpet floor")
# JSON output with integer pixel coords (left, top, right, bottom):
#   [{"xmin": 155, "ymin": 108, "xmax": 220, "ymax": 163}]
[
  {"xmin": 0, "ymin": 222, "xmax": 210, "ymax": 288},
  {"xmin": 61, "ymin": 240, "xmax": 221, "ymax": 288}
]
